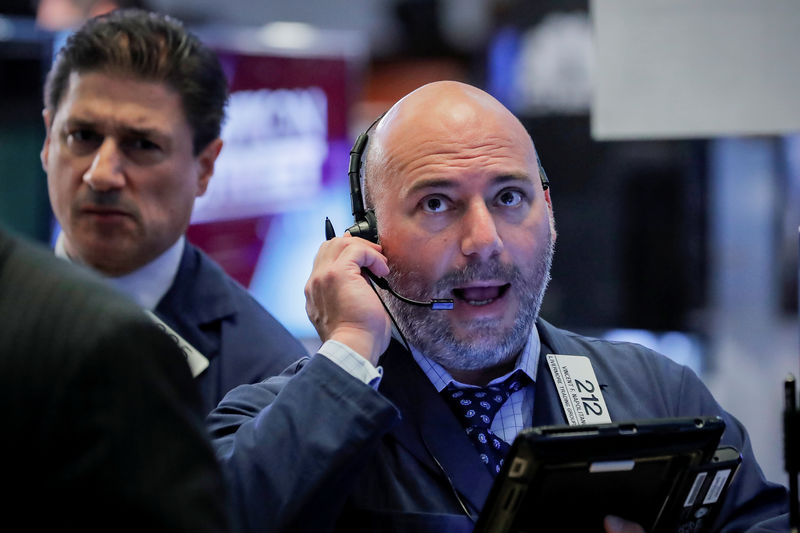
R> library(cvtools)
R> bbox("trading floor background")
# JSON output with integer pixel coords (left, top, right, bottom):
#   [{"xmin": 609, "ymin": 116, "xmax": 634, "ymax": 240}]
[{"xmin": 1, "ymin": 0, "xmax": 798, "ymax": 487}]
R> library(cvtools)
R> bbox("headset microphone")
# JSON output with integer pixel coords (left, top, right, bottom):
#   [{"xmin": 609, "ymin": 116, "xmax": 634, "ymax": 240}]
[
  {"xmin": 326, "ymin": 218, "xmax": 454, "ymax": 310},
  {"xmin": 364, "ymin": 268, "xmax": 455, "ymax": 310}
]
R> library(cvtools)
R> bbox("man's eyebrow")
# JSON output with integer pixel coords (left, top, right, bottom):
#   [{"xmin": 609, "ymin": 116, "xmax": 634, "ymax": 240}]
[
  {"xmin": 63, "ymin": 118, "xmax": 168, "ymax": 139},
  {"xmin": 406, "ymin": 173, "xmax": 534, "ymax": 196},
  {"xmin": 405, "ymin": 178, "xmax": 457, "ymax": 195},
  {"xmin": 491, "ymin": 173, "xmax": 535, "ymax": 186},
  {"xmin": 63, "ymin": 118, "xmax": 95, "ymax": 129},
  {"xmin": 118, "ymin": 126, "xmax": 169, "ymax": 139}
]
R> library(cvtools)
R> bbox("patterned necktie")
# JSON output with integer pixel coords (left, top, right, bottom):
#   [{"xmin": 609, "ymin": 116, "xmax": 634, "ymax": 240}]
[{"xmin": 442, "ymin": 369, "xmax": 531, "ymax": 476}]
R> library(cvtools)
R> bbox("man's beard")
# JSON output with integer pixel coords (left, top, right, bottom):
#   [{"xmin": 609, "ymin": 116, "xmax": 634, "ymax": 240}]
[{"xmin": 382, "ymin": 231, "xmax": 554, "ymax": 373}]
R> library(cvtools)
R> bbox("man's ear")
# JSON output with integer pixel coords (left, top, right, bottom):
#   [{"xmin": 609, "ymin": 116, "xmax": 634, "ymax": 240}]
[
  {"xmin": 40, "ymin": 108, "xmax": 52, "ymax": 172},
  {"xmin": 195, "ymin": 138, "xmax": 223, "ymax": 196}
]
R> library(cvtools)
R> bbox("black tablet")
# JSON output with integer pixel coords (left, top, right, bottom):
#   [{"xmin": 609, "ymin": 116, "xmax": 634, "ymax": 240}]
[{"xmin": 474, "ymin": 416, "xmax": 727, "ymax": 533}]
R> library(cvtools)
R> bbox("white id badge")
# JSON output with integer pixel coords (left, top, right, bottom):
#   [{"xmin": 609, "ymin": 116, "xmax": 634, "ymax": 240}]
[
  {"xmin": 546, "ymin": 354, "xmax": 611, "ymax": 425},
  {"xmin": 146, "ymin": 311, "xmax": 209, "ymax": 378}
]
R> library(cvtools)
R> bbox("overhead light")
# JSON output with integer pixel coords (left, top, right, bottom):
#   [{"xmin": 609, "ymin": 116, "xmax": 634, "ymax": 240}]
[{"xmin": 258, "ymin": 22, "xmax": 318, "ymax": 50}]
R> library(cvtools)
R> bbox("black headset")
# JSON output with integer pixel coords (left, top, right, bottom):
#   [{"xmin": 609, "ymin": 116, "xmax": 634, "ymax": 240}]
[
  {"xmin": 345, "ymin": 113, "xmax": 550, "ymax": 244},
  {"xmin": 345, "ymin": 114, "xmax": 383, "ymax": 243}
]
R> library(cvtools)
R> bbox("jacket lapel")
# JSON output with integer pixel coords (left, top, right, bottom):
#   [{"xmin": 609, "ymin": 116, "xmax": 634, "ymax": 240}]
[
  {"xmin": 154, "ymin": 243, "xmax": 235, "ymax": 361},
  {"xmin": 378, "ymin": 340, "xmax": 495, "ymax": 516},
  {"xmin": 532, "ymin": 352, "xmax": 567, "ymax": 427}
]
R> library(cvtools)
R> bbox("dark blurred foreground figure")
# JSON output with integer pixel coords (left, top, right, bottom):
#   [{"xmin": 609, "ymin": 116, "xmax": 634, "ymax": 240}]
[
  {"xmin": 208, "ymin": 81, "xmax": 789, "ymax": 533},
  {"xmin": 0, "ymin": 225, "xmax": 229, "ymax": 532},
  {"xmin": 40, "ymin": 9, "xmax": 307, "ymax": 414}
]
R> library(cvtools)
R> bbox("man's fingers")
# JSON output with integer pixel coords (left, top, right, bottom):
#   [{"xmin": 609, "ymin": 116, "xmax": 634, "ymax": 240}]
[
  {"xmin": 336, "ymin": 242, "xmax": 390, "ymax": 279},
  {"xmin": 313, "ymin": 235, "xmax": 383, "ymax": 269}
]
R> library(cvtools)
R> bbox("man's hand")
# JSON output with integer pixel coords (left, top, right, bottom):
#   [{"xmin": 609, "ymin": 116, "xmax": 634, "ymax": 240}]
[
  {"xmin": 604, "ymin": 515, "xmax": 646, "ymax": 533},
  {"xmin": 305, "ymin": 234, "xmax": 392, "ymax": 365}
]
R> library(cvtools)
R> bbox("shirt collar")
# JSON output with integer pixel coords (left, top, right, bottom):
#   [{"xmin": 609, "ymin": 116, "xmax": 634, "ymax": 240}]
[
  {"xmin": 55, "ymin": 232, "xmax": 184, "ymax": 311},
  {"xmin": 406, "ymin": 324, "xmax": 541, "ymax": 393}
]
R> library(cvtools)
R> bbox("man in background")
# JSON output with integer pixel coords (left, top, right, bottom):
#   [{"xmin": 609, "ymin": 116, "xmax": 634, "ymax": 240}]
[
  {"xmin": 40, "ymin": 9, "xmax": 307, "ymax": 413},
  {"xmin": 0, "ymin": 224, "xmax": 230, "ymax": 531}
]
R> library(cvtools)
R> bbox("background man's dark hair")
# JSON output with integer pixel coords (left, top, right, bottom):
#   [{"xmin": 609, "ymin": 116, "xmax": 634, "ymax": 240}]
[{"xmin": 43, "ymin": 9, "xmax": 228, "ymax": 153}]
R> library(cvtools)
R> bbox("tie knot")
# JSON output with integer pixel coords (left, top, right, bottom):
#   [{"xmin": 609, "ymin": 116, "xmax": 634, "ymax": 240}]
[{"xmin": 443, "ymin": 369, "xmax": 530, "ymax": 430}]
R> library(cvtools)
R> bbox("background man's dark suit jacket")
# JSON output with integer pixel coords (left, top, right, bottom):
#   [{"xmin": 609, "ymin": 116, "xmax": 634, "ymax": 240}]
[
  {"xmin": 209, "ymin": 319, "xmax": 788, "ymax": 533},
  {"xmin": 0, "ymin": 226, "xmax": 230, "ymax": 532},
  {"xmin": 155, "ymin": 243, "xmax": 307, "ymax": 414}
]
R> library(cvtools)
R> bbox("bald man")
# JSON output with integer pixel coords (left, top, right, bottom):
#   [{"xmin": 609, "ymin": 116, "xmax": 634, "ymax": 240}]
[{"xmin": 208, "ymin": 82, "xmax": 787, "ymax": 533}]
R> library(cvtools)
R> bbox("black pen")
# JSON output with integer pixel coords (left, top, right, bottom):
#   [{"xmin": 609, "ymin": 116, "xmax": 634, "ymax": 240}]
[{"xmin": 325, "ymin": 217, "xmax": 335, "ymax": 240}]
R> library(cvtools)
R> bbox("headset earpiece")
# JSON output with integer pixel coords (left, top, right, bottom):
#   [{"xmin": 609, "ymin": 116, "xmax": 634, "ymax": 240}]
[{"xmin": 346, "ymin": 210, "xmax": 378, "ymax": 244}]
